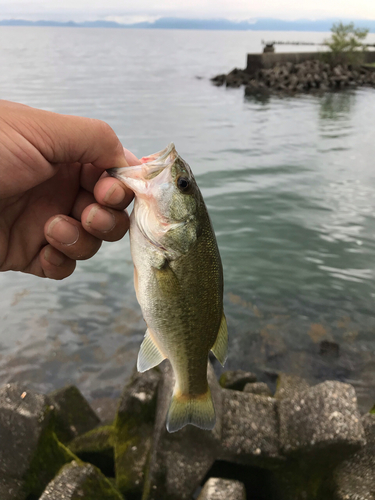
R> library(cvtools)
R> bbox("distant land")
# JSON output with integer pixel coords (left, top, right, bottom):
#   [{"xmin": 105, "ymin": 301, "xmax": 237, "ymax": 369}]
[{"xmin": 0, "ymin": 17, "xmax": 375, "ymax": 32}]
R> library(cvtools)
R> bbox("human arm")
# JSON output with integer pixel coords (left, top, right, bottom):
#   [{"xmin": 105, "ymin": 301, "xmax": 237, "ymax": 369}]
[{"xmin": 0, "ymin": 100, "xmax": 139, "ymax": 279}]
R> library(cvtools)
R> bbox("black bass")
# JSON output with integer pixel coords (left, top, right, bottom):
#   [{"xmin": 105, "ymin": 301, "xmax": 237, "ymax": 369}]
[{"xmin": 108, "ymin": 144, "xmax": 227, "ymax": 432}]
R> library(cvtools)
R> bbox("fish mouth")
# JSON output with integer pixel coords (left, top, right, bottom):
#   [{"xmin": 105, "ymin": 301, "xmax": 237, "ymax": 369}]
[
  {"xmin": 140, "ymin": 142, "xmax": 176, "ymax": 166},
  {"xmin": 107, "ymin": 143, "xmax": 176, "ymax": 184}
]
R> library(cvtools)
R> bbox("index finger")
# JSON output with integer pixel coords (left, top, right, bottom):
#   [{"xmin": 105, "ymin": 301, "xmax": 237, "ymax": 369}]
[{"xmin": 3, "ymin": 101, "xmax": 129, "ymax": 171}]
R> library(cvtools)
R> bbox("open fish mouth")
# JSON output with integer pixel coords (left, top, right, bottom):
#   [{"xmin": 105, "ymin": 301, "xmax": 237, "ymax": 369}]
[
  {"xmin": 107, "ymin": 143, "xmax": 176, "ymax": 183},
  {"xmin": 139, "ymin": 142, "xmax": 176, "ymax": 166}
]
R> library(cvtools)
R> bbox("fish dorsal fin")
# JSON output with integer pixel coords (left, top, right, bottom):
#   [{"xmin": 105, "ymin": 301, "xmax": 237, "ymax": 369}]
[
  {"xmin": 211, "ymin": 313, "xmax": 228, "ymax": 367},
  {"xmin": 137, "ymin": 329, "xmax": 166, "ymax": 373}
]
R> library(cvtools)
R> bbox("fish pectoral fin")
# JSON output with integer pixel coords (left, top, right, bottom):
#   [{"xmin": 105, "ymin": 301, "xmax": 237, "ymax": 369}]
[
  {"xmin": 210, "ymin": 312, "xmax": 228, "ymax": 367},
  {"xmin": 137, "ymin": 328, "xmax": 166, "ymax": 373}
]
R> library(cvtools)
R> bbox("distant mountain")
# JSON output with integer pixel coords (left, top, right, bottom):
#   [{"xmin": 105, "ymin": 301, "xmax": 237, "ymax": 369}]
[{"xmin": 0, "ymin": 17, "xmax": 375, "ymax": 32}]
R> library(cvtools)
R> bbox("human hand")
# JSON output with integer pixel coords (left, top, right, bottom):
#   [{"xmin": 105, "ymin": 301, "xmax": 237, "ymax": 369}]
[{"xmin": 0, "ymin": 100, "xmax": 140, "ymax": 279}]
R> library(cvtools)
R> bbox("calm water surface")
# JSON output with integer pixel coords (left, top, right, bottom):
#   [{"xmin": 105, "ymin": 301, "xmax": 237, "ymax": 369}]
[{"xmin": 0, "ymin": 27, "xmax": 375, "ymax": 411}]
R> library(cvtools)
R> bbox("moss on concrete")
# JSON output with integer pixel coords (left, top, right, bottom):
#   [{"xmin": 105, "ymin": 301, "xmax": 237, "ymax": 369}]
[
  {"xmin": 39, "ymin": 460, "xmax": 124, "ymax": 500},
  {"xmin": 68, "ymin": 425, "xmax": 115, "ymax": 477},
  {"xmin": 115, "ymin": 418, "xmax": 152, "ymax": 497},
  {"xmin": 69, "ymin": 425, "xmax": 115, "ymax": 453},
  {"xmin": 23, "ymin": 404, "xmax": 77, "ymax": 498},
  {"xmin": 114, "ymin": 368, "xmax": 160, "ymax": 498}
]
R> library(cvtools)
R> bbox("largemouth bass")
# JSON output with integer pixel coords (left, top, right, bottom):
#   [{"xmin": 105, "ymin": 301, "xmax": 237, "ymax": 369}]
[{"xmin": 108, "ymin": 144, "xmax": 227, "ymax": 432}]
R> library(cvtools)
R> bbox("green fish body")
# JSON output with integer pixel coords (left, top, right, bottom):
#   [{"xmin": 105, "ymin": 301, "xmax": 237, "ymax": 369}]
[{"xmin": 108, "ymin": 144, "xmax": 227, "ymax": 432}]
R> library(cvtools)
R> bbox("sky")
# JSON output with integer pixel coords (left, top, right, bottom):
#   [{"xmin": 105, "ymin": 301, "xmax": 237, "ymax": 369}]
[{"xmin": 1, "ymin": 0, "xmax": 375, "ymax": 23}]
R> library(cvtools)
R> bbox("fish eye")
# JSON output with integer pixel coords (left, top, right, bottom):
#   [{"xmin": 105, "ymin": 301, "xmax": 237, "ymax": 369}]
[{"xmin": 177, "ymin": 176, "xmax": 190, "ymax": 192}]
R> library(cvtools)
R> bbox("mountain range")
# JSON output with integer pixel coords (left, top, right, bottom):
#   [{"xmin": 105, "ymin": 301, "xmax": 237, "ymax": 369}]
[{"xmin": 0, "ymin": 17, "xmax": 374, "ymax": 32}]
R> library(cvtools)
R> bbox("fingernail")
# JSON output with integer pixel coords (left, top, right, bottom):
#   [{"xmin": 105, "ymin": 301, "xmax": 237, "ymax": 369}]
[
  {"xmin": 47, "ymin": 217, "xmax": 79, "ymax": 245},
  {"xmin": 44, "ymin": 246, "xmax": 65, "ymax": 266},
  {"xmin": 104, "ymin": 184, "xmax": 125, "ymax": 205},
  {"xmin": 86, "ymin": 206, "xmax": 115, "ymax": 232}
]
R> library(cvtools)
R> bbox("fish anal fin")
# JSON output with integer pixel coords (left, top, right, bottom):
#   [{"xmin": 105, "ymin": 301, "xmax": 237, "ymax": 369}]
[
  {"xmin": 166, "ymin": 386, "xmax": 215, "ymax": 433},
  {"xmin": 137, "ymin": 329, "xmax": 166, "ymax": 373},
  {"xmin": 211, "ymin": 312, "xmax": 228, "ymax": 367}
]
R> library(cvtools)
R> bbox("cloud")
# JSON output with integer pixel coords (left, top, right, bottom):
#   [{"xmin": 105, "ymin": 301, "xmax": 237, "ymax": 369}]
[{"xmin": 0, "ymin": 0, "xmax": 375, "ymax": 22}]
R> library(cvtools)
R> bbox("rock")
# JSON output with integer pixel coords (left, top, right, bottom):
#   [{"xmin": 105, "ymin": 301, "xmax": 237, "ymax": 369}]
[
  {"xmin": 274, "ymin": 373, "xmax": 310, "ymax": 400},
  {"xmin": 69, "ymin": 425, "xmax": 115, "ymax": 478},
  {"xmin": 144, "ymin": 361, "xmax": 222, "ymax": 500},
  {"xmin": 0, "ymin": 383, "xmax": 75, "ymax": 500},
  {"xmin": 210, "ymin": 74, "xmax": 226, "ymax": 86},
  {"xmin": 39, "ymin": 460, "xmax": 123, "ymax": 500},
  {"xmin": 219, "ymin": 370, "xmax": 257, "ymax": 391},
  {"xmin": 320, "ymin": 340, "xmax": 340, "ymax": 358},
  {"xmin": 243, "ymin": 382, "xmax": 272, "ymax": 397},
  {"xmin": 216, "ymin": 58, "xmax": 375, "ymax": 97},
  {"xmin": 219, "ymin": 389, "xmax": 282, "ymax": 467},
  {"xmin": 197, "ymin": 478, "xmax": 246, "ymax": 500},
  {"xmin": 226, "ymin": 78, "xmax": 242, "ymax": 88},
  {"xmin": 332, "ymin": 414, "xmax": 375, "ymax": 500},
  {"xmin": 49, "ymin": 385, "xmax": 100, "ymax": 443},
  {"xmin": 279, "ymin": 381, "xmax": 365, "ymax": 457},
  {"xmin": 115, "ymin": 366, "xmax": 161, "ymax": 498},
  {"xmin": 334, "ymin": 66, "xmax": 342, "ymax": 76},
  {"xmin": 90, "ymin": 396, "xmax": 119, "ymax": 424}
]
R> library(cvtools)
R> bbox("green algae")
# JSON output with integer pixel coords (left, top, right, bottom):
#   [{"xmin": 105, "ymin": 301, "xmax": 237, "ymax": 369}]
[
  {"xmin": 115, "ymin": 418, "xmax": 153, "ymax": 498},
  {"xmin": 68, "ymin": 425, "xmax": 116, "ymax": 477},
  {"xmin": 219, "ymin": 373, "xmax": 228, "ymax": 388},
  {"xmin": 114, "ymin": 370, "xmax": 159, "ymax": 498},
  {"xmin": 69, "ymin": 425, "xmax": 115, "ymax": 454},
  {"xmin": 42, "ymin": 461, "xmax": 124, "ymax": 500},
  {"xmin": 23, "ymin": 404, "xmax": 77, "ymax": 498}
]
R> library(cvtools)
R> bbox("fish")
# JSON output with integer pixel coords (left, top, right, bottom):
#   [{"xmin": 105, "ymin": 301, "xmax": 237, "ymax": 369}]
[{"xmin": 107, "ymin": 143, "xmax": 227, "ymax": 432}]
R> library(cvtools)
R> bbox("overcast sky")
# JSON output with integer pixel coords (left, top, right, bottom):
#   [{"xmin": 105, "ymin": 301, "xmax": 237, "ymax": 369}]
[{"xmin": 1, "ymin": 0, "xmax": 374, "ymax": 23}]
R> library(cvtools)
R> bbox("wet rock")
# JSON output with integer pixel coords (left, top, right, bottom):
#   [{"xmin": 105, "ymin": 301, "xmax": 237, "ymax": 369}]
[
  {"xmin": 219, "ymin": 370, "xmax": 257, "ymax": 391},
  {"xmin": 69, "ymin": 425, "xmax": 115, "ymax": 478},
  {"xmin": 320, "ymin": 340, "xmax": 340, "ymax": 358},
  {"xmin": 279, "ymin": 381, "xmax": 365, "ymax": 457},
  {"xmin": 0, "ymin": 383, "xmax": 74, "ymax": 500},
  {"xmin": 243, "ymin": 382, "xmax": 272, "ymax": 397},
  {"xmin": 274, "ymin": 373, "xmax": 310, "ymax": 400},
  {"xmin": 332, "ymin": 414, "xmax": 375, "ymax": 500},
  {"xmin": 49, "ymin": 385, "xmax": 100, "ymax": 443},
  {"xmin": 197, "ymin": 477, "xmax": 246, "ymax": 500},
  {"xmin": 220, "ymin": 389, "xmax": 282, "ymax": 467},
  {"xmin": 144, "ymin": 361, "xmax": 222, "ymax": 500},
  {"xmin": 39, "ymin": 460, "xmax": 123, "ymax": 500},
  {"xmin": 115, "ymin": 366, "xmax": 161, "ymax": 498}
]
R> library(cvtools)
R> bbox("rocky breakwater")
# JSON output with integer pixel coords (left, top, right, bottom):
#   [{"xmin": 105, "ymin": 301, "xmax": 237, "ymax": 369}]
[
  {"xmin": 1, "ymin": 365, "xmax": 374, "ymax": 500},
  {"xmin": 211, "ymin": 59, "xmax": 375, "ymax": 95}
]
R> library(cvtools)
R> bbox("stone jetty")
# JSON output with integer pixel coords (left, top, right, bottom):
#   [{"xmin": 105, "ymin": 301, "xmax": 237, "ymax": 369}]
[
  {"xmin": 1, "ymin": 363, "xmax": 374, "ymax": 500},
  {"xmin": 211, "ymin": 59, "xmax": 375, "ymax": 95}
]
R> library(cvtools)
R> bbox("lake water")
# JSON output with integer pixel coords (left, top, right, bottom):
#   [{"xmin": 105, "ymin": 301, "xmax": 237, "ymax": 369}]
[{"xmin": 1, "ymin": 27, "xmax": 375, "ymax": 412}]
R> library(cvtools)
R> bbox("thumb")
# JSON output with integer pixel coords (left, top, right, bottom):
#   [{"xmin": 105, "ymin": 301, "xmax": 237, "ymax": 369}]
[{"xmin": 19, "ymin": 103, "xmax": 129, "ymax": 169}]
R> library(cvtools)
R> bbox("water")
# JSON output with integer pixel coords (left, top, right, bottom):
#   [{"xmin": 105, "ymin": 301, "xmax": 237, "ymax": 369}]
[{"xmin": 0, "ymin": 27, "xmax": 375, "ymax": 411}]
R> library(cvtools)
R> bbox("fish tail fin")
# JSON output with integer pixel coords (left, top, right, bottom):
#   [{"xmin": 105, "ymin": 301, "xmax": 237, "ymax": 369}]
[{"xmin": 166, "ymin": 386, "xmax": 216, "ymax": 433}]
